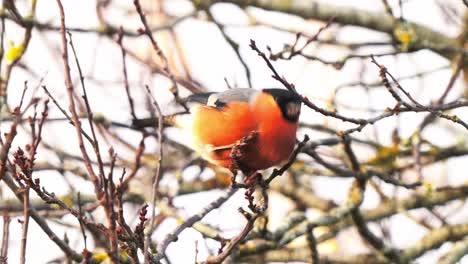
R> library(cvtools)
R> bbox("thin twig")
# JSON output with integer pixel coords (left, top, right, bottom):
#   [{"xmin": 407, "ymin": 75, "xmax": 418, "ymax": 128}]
[
  {"xmin": 206, "ymin": 8, "xmax": 252, "ymax": 88},
  {"xmin": 19, "ymin": 187, "xmax": 30, "ymax": 264},
  {"xmin": 205, "ymin": 209, "xmax": 258, "ymax": 264},
  {"xmin": 133, "ymin": 0, "xmax": 188, "ymax": 111},
  {"xmin": 0, "ymin": 215, "xmax": 10, "ymax": 262},
  {"xmin": 2, "ymin": 173, "xmax": 83, "ymax": 262},
  {"xmin": 117, "ymin": 27, "xmax": 138, "ymax": 120},
  {"xmin": 143, "ymin": 85, "xmax": 164, "ymax": 264},
  {"xmin": 306, "ymin": 225, "xmax": 319, "ymax": 264},
  {"xmin": 249, "ymin": 39, "xmax": 367, "ymax": 125},
  {"xmin": 77, "ymin": 192, "xmax": 88, "ymax": 251},
  {"xmin": 264, "ymin": 135, "xmax": 309, "ymax": 185},
  {"xmin": 155, "ymin": 188, "xmax": 238, "ymax": 262},
  {"xmin": 55, "ymin": 0, "xmax": 101, "ymax": 193},
  {"xmin": 67, "ymin": 30, "xmax": 106, "ymax": 183}
]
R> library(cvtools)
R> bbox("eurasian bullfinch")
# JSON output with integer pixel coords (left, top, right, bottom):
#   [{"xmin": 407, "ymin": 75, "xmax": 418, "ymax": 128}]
[{"xmin": 177, "ymin": 88, "xmax": 302, "ymax": 174}]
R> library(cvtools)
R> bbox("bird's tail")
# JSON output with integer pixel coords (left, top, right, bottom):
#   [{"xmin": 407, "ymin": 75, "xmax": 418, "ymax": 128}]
[{"xmin": 131, "ymin": 112, "xmax": 190, "ymax": 129}]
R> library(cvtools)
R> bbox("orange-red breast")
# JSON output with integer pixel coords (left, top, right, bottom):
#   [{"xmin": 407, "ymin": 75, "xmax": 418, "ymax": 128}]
[{"xmin": 176, "ymin": 88, "xmax": 302, "ymax": 174}]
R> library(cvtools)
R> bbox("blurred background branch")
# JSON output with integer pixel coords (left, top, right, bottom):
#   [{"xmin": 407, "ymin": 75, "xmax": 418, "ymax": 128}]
[{"xmin": 0, "ymin": 0, "xmax": 466, "ymax": 263}]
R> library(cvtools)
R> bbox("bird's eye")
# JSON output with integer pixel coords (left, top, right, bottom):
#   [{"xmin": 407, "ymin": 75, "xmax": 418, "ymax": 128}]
[{"xmin": 285, "ymin": 102, "xmax": 301, "ymax": 120}]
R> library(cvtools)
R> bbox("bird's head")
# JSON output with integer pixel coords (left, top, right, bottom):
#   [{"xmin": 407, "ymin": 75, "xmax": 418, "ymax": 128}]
[{"xmin": 262, "ymin": 88, "xmax": 302, "ymax": 122}]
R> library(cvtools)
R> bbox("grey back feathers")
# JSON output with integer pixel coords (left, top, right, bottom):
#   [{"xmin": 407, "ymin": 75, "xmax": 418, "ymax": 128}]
[
  {"xmin": 185, "ymin": 88, "xmax": 259, "ymax": 108},
  {"xmin": 184, "ymin": 92, "xmax": 215, "ymax": 105}
]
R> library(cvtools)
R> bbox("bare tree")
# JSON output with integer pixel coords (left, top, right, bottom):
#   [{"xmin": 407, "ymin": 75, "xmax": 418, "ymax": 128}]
[{"xmin": 0, "ymin": 0, "xmax": 467, "ymax": 263}]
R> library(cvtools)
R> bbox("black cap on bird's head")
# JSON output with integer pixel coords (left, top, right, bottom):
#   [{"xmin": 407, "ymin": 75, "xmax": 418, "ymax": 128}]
[{"xmin": 263, "ymin": 88, "xmax": 302, "ymax": 122}]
